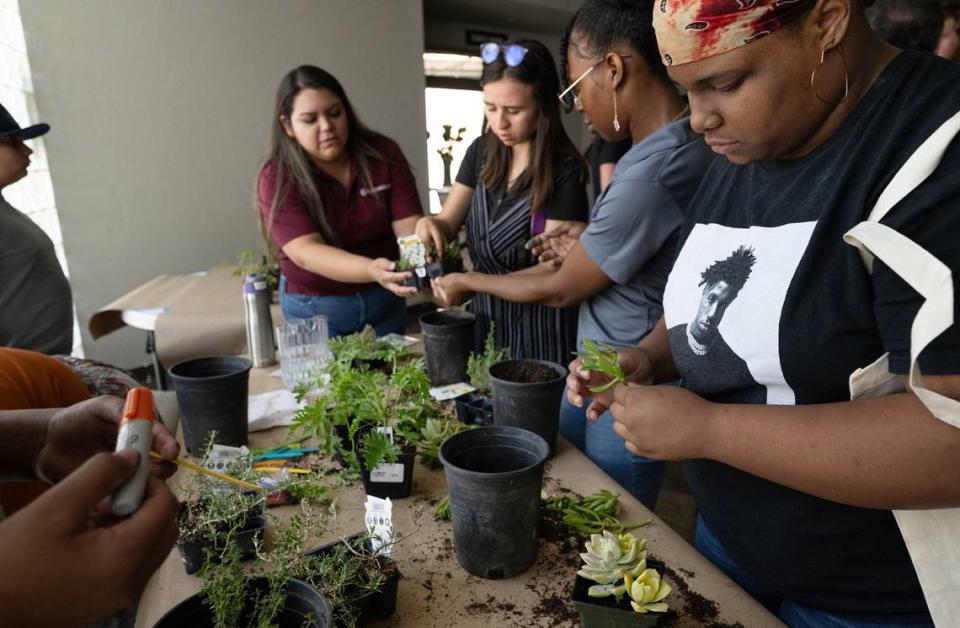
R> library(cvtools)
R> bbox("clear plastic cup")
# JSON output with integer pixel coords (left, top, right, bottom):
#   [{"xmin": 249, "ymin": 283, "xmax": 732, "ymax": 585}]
[{"xmin": 275, "ymin": 316, "xmax": 330, "ymax": 390}]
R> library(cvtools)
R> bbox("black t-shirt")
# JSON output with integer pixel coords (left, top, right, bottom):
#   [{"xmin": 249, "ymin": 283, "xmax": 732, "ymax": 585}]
[
  {"xmin": 455, "ymin": 136, "xmax": 588, "ymax": 222},
  {"xmin": 662, "ymin": 50, "xmax": 960, "ymax": 620},
  {"xmin": 589, "ymin": 136, "xmax": 633, "ymax": 199}
]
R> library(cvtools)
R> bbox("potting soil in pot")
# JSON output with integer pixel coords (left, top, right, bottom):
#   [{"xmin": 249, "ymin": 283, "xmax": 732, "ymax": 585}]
[{"xmin": 492, "ymin": 361, "xmax": 563, "ymax": 384}]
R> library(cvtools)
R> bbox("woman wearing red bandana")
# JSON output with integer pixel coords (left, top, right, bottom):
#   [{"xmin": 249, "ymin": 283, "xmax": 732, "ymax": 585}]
[{"xmin": 567, "ymin": 0, "xmax": 960, "ymax": 625}]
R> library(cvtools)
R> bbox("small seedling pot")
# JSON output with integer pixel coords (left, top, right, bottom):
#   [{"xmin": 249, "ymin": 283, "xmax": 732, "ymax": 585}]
[
  {"xmin": 419, "ymin": 310, "xmax": 476, "ymax": 385},
  {"xmin": 359, "ymin": 443, "xmax": 417, "ymax": 499},
  {"xmin": 489, "ymin": 359, "xmax": 567, "ymax": 458},
  {"xmin": 154, "ymin": 577, "xmax": 332, "ymax": 628},
  {"xmin": 454, "ymin": 391, "xmax": 493, "ymax": 426},
  {"xmin": 425, "ymin": 259, "xmax": 464, "ymax": 279},
  {"xmin": 571, "ymin": 571, "xmax": 665, "ymax": 628},
  {"xmin": 350, "ymin": 357, "xmax": 391, "ymax": 374},
  {"xmin": 176, "ymin": 501, "xmax": 266, "ymax": 575},
  {"xmin": 439, "ymin": 426, "xmax": 549, "ymax": 579},
  {"xmin": 305, "ymin": 533, "xmax": 401, "ymax": 624},
  {"xmin": 403, "ymin": 266, "xmax": 430, "ymax": 291}
]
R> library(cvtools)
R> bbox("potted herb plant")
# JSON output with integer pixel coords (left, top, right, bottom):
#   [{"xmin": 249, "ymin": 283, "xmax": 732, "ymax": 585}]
[
  {"xmin": 329, "ymin": 329, "xmax": 412, "ymax": 373},
  {"xmin": 425, "ymin": 241, "xmax": 465, "ymax": 279},
  {"xmin": 454, "ymin": 322, "xmax": 507, "ymax": 426},
  {"xmin": 174, "ymin": 446, "xmax": 267, "ymax": 576},
  {"xmin": 304, "ymin": 532, "xmax": 401, "ymax": 627},
  {"xmin": 571, "ymin": 530, "xmax": 671, "ymax": 627}
]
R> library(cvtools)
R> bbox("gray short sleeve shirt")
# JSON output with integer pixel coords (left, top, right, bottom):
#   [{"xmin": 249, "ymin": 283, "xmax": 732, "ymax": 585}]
[
  {"xmin": 577, "ymin": 119, "xmax": 714, "ymax": 349},
  {"xmin": 0, "ymin": 197, "xmax": 73, "ymax": 354}
]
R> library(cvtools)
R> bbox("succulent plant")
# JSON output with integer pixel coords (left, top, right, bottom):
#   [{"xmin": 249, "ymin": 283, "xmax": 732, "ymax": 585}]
[
  {"xmin": 624, "ymin": 568, "xmax": 671, "ymax": 613},
  {"xmin": 577, "ymin": 530, "xmax": 648, "ymax": 595}
]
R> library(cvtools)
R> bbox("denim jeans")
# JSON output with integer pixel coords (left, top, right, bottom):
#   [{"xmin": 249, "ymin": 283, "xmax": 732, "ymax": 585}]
[
  {"xmin": 279, "ymin": 276, "xmax": 406, "ymax": 338},
  {"xmin": 695, "ymin": 516, "xmax": 933, "ymax": 628},
  {"xmin": 559, "ymin": 391, "xmax": 666, "ymax": 510}
]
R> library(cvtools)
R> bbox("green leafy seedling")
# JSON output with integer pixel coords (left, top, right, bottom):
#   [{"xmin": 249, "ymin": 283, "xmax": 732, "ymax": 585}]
[{"xmin": 575, "ymin": 340, "xmax": 626, "ymax": 393}]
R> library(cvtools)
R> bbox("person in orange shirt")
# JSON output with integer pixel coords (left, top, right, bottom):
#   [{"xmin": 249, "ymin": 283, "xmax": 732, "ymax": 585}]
[{"xmin": 0, "ymin": 348, "xmax": 179, "ymax": 627}]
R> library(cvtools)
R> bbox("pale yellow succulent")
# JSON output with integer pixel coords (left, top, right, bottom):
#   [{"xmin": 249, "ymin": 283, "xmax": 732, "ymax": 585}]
[
  {"xmin": 624, "ymin": 568, "xmax": 671, "ymax": 614},
  {"xmin": 578, "ymin": 530, "xmax": 649, "ymax": 596}
]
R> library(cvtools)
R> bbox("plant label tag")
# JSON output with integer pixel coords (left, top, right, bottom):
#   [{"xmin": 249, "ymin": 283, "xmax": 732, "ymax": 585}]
[
  {"xmin": 375, "ymin": 426, "xmax": 394, "ymax": 443},
  {"xmin": 429, "ymin": 382, "xmax": 475, "ymax": 401},
  {"xmin": 396, "ymin": 235, "xmax": 427, "ymax": 268},
  {"xmin": 364, "ymin": 495, "xmax": 394, "ymax": 556},
  {"xmin": 203, "ymin": 445, "xmax": 250, "ymax": 493},
  {"xmin": 380, "ymin": 333, "xmax": 417, "ymax": 348},
  {"xmin": 370, "ymin": 463, "xmax": 404, "ymax": 483}
]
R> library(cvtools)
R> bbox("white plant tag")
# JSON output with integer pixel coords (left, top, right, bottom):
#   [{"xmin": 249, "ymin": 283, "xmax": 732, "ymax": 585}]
[
  {"xmin": 364, "ymin": 495, "xmax": 394, "ymax": 556},
  {"xmin": 203, "ymin": 445, "xmax": 250, "ymax": 493},
  {"xmin": 429, "ymin": 382, "xmax": 476, "ymax": 401},
  {"xmin": 375, "ymin": 426, "xmax": 395, "ymax": 443},
  {"xmin": 370, "ymin": 463, "xmax": 405, "ymax": 483}
]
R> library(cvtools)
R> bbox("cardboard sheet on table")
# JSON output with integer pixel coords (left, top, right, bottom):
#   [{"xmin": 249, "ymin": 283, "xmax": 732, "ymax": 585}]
[{"xmin": 89, "ymin": 266, "xmax": 279, "ymax": 369}]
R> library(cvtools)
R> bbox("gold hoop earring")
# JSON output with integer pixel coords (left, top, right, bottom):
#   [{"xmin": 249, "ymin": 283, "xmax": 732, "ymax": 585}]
[
  {"xmin": 810, "ymin": 43, "xmax": 849, "ymax": 106},
  {"xmin": 612, "ymin": 91, "xmax": 621, "ymax": 132}
]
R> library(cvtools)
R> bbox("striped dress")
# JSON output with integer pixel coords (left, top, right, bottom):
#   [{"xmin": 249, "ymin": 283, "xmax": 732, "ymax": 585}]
[{"xmin": 464, "ymin": 186, "xmax": 581, "ymax": 365}]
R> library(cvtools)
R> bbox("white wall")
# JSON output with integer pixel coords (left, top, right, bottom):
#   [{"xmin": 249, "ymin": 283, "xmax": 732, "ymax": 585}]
[{"xmin": 19, "ymin": 0, "xmax": 428, "ymax": 368}]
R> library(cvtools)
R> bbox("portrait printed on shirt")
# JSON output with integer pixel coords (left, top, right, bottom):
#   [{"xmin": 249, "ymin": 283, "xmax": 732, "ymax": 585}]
[{"xmin": 663, "ymin": 222, "xmax": 817, "ymax": 405}]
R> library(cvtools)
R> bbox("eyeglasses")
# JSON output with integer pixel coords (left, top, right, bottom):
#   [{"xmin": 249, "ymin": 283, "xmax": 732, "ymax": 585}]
[
  {"xmin": 557, "ymin": 54, "xmax": 632, "ymax": 112},
  {"xmin": 480, "ymin": 42, "xmax": 528, "ymax": 67}
]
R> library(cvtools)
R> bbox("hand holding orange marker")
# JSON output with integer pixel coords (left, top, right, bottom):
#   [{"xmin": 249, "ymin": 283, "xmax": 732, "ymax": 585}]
[{"xmin": 110, "ymin": 387, "xmax": 155, "ymax": 516}]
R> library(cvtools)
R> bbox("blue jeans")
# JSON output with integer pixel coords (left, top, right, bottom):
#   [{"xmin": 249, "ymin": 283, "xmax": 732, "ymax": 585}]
[
  {"xmin": 559, "ymin": 391, "xmax": 665, "ymax": 510},
  {"xmin": 695, "ymin": 516, "xmax": 933, "ymax": 628},
  {"xmin": 279, "ymin": 276, "xmax": 406, "ymax": 338}
]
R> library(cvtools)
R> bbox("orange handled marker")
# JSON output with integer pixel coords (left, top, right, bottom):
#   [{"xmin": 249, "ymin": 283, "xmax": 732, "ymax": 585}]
[{"xmin": 111, "ymin": 387, "xmax": 156, "ymax": 516}]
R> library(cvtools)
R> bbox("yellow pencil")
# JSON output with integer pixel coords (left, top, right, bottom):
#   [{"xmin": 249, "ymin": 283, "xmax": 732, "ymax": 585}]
[{"xmin": 150, "ymin": 451, "xmax": 263, "ymax": 491}]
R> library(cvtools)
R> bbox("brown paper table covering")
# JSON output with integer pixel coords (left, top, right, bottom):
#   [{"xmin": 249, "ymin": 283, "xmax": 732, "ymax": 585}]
[
  {"xmin": 90, "ymin": 266, "xmax": 279, "ymax": 369},
  {"xmin": 137, "ymin": 368, "xmax": 781, "ymax": 627}
]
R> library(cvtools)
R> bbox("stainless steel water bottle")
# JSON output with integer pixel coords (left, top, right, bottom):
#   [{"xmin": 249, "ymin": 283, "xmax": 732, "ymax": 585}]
[{"xmin": 243, "ymin": 274, "xmax": 275, "ymax": 367}]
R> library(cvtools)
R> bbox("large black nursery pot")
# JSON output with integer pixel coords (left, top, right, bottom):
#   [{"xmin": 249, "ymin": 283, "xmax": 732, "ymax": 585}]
[
  {"xmin": 489, "ymin": 359, "xmax": 567, "ymax": 458},
  {"xmin": 439, "ymin": 426, "xmax": 550, "ymax": 579},
  {"xmin": 419, "ymin": 310, "xmax": 476, "ymax": 385},
  {"xmin": 168, "ymin": 355, "xmax": 252, "ymax": 454},
  {"xmin": 175, "ymin": 501, "xmax": 266, "ymax": 575},
  {"xmin": 153, "ymin": 577, "xmax": 332, "ymax": 628},
  {"xmin": 305, "ymin": 533, "xmax": 400, "ymax": 624}
]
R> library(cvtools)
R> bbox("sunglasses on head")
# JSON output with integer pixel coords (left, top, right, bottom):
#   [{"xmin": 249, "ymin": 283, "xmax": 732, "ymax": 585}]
[{"xmin": 480, "ymin": 42, "xmax": 528, "ymax": 67}]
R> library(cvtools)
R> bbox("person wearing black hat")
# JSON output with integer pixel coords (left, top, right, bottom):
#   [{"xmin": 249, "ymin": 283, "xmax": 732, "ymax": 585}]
[{"xmin": 0, "ymin": 103, "xmax": 72, "ymax": 355}]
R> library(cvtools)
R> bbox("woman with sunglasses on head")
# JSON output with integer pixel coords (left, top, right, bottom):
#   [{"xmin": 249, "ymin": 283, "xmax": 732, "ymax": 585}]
[
  {"xmin": 416, "ymin": 40, "xmax": 589, "ymax": 364},
  {"xmin": 433, "ymin": 1, "xmax": 714, "ymax": 509},
  {"xmin": 569, "ymin": 0, "xmax": 960, "ymax": 625},
  {"xmin": 258, "ymin": 65, "xmax": 424, "ymax": 337}
]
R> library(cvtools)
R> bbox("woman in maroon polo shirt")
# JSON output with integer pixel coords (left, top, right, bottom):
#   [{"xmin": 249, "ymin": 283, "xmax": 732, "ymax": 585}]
[{"xmin": 258, "ymin": 65, "xmax": 424, "ymax": 337}]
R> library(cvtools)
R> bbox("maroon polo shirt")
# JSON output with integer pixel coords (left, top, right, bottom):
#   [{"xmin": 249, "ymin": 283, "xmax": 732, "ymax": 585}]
[{"xmin": 259, "ymin": 136, "xmax": 424, "ymax": 296}]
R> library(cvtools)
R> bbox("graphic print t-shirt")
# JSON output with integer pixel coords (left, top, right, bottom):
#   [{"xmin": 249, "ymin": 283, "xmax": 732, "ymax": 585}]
[{"xmin": 662, "ymin": 51, "xmax": 960, "ymax": 620}]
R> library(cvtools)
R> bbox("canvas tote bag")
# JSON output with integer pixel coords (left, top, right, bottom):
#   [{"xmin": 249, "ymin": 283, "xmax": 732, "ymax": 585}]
[{"xmin": 844, "ymin": 109, "xmax": 960, "ymax": 628}]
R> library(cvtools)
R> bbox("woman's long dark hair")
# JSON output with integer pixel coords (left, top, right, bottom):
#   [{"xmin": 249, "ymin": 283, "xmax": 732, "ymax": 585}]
[
  {"xmin": 479, "ymin": 39, "xmax": 585, "ymax": 213},
  {"xmin": 258, "ymin": 65, "xmax": 386, "ymax": 249}
]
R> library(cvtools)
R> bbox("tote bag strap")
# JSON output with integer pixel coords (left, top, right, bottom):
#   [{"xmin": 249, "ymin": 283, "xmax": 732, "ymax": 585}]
[{"xmin": 843, "ymin": 109, "xmax": 960, "ymax": 427}]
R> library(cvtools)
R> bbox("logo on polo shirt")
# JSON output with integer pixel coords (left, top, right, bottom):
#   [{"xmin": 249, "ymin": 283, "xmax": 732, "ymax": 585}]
[{"xmin": 360, "ymin": 183, "xmax": 392, "ymax": 197}]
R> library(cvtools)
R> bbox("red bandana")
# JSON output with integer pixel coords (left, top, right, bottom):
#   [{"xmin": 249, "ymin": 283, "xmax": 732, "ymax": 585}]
[{"xmin": 653, "ymin": 0, "xmax": 875, "ymax": 66}]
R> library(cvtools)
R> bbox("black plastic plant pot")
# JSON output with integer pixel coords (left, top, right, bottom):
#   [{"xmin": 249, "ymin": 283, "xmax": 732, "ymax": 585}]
[
  {"xmin": 168, "ymin": 356, "xmax": 252, "ymax": 454},
  {"xmin": 571, "ymin": 574, "xmax": 665, "ymax": 628},
  {"xmin": 426, "ymin": 259, "xmax": 464, "ymax": 279},
  {"xmin": 403, "ymin": 266, "xmax": 430, "ymax": 291},
  {"xmin": 454, "ymin": 392, "xmax": 493, "ymax": 426},
  {"xmin": 153, "ymin": 577, "xmax": 332, "ymax": 628},
  {"xmin": 489, "ymin": 359, "xmax": 567, "ymax": 458},
  {"xmin": 439, "ymin": 426, "xmax": 550, "ymax": 579},
  {"xmin": 419, "ymin": 310, "xmax": 476, "ymax": 386},
  {"xmin": 175, "ymin": 502, "xmax": 266, "ymax": 575},
  {"xmin": 359, "ymin": 445, "xmax": 416, "ymax": 499},
  {"xmin": 350, "ymin": 357, "xmax": 390, "ymax": 373},
  {"xmin": 305, "ymin": 533, "xmax": 401, "ymax": 624}
]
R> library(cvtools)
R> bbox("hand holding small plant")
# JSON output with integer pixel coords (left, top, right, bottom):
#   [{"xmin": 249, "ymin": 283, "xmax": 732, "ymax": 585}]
[{"xmin": 575, "ymin": 340, "xmax": 626, "ymax": 393}]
